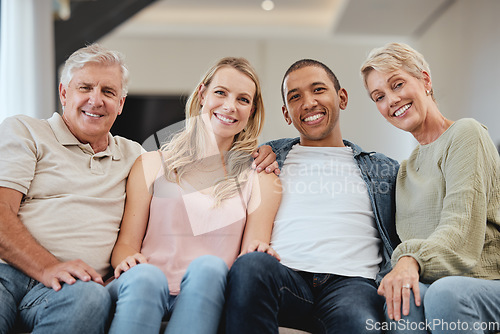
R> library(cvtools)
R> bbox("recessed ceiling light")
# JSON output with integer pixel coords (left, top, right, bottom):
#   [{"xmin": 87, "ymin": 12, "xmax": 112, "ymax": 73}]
[{"xmin": 261, "ymin": 0, "xmax": 275, "ymax": 11}]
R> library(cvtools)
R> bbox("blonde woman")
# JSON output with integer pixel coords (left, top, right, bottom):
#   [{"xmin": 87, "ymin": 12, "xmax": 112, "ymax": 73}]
[
  {"xmin": 361, "ymin": 43, "xmax": 500, "ymax": 333},
  {"xmin": 107, "ymin": 57, "xmax": 281, "ymax": 334}
]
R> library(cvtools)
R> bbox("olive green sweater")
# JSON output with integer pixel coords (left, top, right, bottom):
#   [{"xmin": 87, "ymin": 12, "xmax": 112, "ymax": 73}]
[{"xmin": 393, "ymin": 118, "xmax": 500, "ymax": 283}]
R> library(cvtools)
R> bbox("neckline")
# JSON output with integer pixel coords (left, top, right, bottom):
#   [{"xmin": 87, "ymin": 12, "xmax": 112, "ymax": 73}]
[{"xmin": 419, "ymin": 120, "xmax": 456, "ymax": 148}]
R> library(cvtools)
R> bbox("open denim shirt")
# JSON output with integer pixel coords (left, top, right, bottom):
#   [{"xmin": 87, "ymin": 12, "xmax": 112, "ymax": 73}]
[{"xmin": 265, "ymin": 137, "xmax": 401, "ymax": 283}]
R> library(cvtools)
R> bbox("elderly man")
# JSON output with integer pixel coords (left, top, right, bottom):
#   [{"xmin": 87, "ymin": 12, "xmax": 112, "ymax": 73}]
[{"xmin": 0, "ymin": 44, "xmax": 143, "ymax": 333}]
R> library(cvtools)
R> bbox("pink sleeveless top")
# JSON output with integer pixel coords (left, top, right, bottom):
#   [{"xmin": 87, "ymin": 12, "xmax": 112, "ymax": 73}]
[{"xmin": 140, "ymin": 160, "xmax": 254, "ymax": 295}]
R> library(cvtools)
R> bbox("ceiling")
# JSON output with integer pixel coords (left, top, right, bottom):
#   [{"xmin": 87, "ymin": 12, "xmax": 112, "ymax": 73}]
[{"xmin": 110, "ymin": 0, "xmax": 456, "ymax": 40}]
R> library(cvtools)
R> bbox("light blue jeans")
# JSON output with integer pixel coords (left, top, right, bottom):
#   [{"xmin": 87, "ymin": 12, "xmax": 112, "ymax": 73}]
[
  {"xmin": 425, "ymin": 276, "xmax": 500, "ymax": 334},
  {"xmin": 0, "ymin": 263, "xmax": 111, "ymax": 334},
  {"xmin": 107, "ymin": 255, "xmax": 228, "ymax": 334},
  {"xmin": 384, "ymin": 277, "xmax": 500, "ymax": 334}
]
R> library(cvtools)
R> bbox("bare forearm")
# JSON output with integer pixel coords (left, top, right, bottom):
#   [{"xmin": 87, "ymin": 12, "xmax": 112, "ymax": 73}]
[
  {"xmin": 240, "ymin": 226, "xmax": 271, "ymax": 252},
  {"xmin": 110, "ymin": 242, "xmax": 141, "ymax": 269},
  {"xmin": 0, "ymin": 188, "xmax": 103, "ymax": 290},
  {"xmin": 0, "ymin": 208, "xmax": 60, "ymax": 280}
]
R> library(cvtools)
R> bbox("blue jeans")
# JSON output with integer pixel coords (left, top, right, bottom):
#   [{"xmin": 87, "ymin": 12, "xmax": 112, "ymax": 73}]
[
  {"xmin": 107, "ymin": 255, "xmax": 228, "ymax": 334},
  {"xmin": 225, "ymin": 252, "xmax": 385, "ymax": 334},
  {"xmin": 383, "ymin": 282, "xmax": 429, "ymax": 334},
  {"xmin": 384, "ymin": 277, "xmax": 500, "ymax": 334},
  {"xmin": 0, "ymin": 263, "xmax": 111, "ymax": 334},
  {"xmin": 424, "ymin": 276, "xmax": 500, "ymax": 334}
]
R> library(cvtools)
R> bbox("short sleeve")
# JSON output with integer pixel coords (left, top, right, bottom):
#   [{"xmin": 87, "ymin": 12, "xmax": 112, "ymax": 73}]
[{"xmin": 0, "ymin": 116, "xmax": 39, "ymax": 194}]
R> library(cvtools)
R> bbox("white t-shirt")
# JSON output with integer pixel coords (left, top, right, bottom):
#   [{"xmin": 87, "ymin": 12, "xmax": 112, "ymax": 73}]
[{"xmin": 271, "ymin": 144, "xmax": 382, "ymax": 279}]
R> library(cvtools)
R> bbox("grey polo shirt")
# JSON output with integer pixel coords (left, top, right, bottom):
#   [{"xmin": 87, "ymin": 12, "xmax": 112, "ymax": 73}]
[{"xmin": 0, "ymin": 113, "xmax": 143, "ymax": 276}]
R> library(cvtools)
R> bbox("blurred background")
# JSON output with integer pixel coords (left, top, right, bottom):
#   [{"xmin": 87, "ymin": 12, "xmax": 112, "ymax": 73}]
[{"xmin": 1, "ymin": 0, "xmax": 499, "ymax": 160}]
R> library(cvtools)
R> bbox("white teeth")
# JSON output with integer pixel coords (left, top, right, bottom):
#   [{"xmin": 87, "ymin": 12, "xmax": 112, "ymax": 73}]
[
  {"xmin": 304, "ymin": 114, "xmax": 323, "ymax": 122},
  {"xmin": 394, "ymin": 104, "xmax": 411, "ymax": 117},
  {"xmin": 216, "ymin": 114, "xmax": 236, "ymax": 123},
  {"xmin": 84, "ymin": 111, "xmax": 102, "ymax": 118}
]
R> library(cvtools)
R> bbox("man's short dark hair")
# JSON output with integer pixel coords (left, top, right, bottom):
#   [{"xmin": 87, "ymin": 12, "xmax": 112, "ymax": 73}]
[{"xmin": 281, "ymin": 59, "xmax": 341, "ymax": 105}]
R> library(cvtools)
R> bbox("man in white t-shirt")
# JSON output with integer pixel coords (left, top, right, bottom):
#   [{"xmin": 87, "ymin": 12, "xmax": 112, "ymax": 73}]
[{"xmin": 225, "ymin": 59, "xmax": 400, "ymax": 334}]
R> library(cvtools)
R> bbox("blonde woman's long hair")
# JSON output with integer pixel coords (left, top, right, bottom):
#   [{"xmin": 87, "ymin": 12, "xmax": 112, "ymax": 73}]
[{"xmin": 160, "ymin": 57, "xmax": 265, "ymax": 206}]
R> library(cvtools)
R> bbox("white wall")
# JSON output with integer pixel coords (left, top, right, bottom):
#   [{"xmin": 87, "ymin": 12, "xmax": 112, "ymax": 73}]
[
  {"xmin": 418, "ymin": 0, "xmax": 500, "ymax": 151},
  {"xmin": 100, "ymin": 0, "xmax": 500, "ymax": 161},
  {"xmin": 260, "ymin": 38, "xmax": 417, "ymax": 162},
  {"xmin": 99, "ymin": 35, "xmax": 415, "ymax": 161}
]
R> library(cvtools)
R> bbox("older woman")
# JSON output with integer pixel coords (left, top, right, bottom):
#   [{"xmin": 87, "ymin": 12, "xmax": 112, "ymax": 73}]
[{"xmin": 360, "ymin": 42, "xmax": 500, "ymax": 334}]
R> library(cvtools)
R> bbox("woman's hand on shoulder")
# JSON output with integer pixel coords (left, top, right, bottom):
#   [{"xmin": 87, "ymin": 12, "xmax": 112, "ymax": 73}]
[
  {"xmin": 114, "ymin": 253, "xmax": 148, "ymax": 279},
  {"xmin": 240, "ymin": 240, "xmax": 280, "ymax": 261},
  {"xmin": 378, "ymin": 256, "xmax": 421, "ymax": 321}
]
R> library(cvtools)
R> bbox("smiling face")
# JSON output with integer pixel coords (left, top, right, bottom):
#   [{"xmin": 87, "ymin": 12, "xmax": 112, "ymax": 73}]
[
  {"xmin": 198, "ymin": 66, "xmax": 256, "ymax": 151},
  {"xmin": 365, "ymin": 68, "xmax": 433, "ymax": 134},
  {"xmin": 282, "ymin": 65, "xmax": 347, "ymax": 147},
  {"xmin": 60, "ymin": 63, "xmax": 125, "ymax": 152}
]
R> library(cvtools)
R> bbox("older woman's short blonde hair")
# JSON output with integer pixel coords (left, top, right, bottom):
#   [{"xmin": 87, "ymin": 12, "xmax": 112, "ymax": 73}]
[{"xmin": 360, "ymin": 42, "xmax": 434, "ymax": 99}]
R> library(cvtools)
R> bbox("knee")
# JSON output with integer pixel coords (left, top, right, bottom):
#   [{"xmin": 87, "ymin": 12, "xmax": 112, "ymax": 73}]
[
  {"xmin": 187, "ymin": 255, "xmax": 228, "ymax": 278},
  {"xmin": 340, "ymin": 291, "xmax": 383, "ymax": 321},
  {"xmin": 227, "ymin": 252, "xmax": 279, "ymax": 302},
  {"xmin": 182, "ymin": 256, "xmax": 228, "ymax": 290},
  {"xmin": 62, "ymin": 280, "xmax": 111, "ymax": 318},
  {"xmin": 117, "ymin": 263, "xmax": 168, "ymax": 296},
  {"xmin": 424, "ymin": 277, "xmax": 466, "ymax": 315},
  {"xmin": 122, "ymin": 263, "xmax": 166, "ymax": 284},
  {"xmin": 68, "ymin": 280, "xmax": 110, "ymax": 306},
  {"xmin": 229, "ymin": 252, "xmax": 276, "ymax": 282}
]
